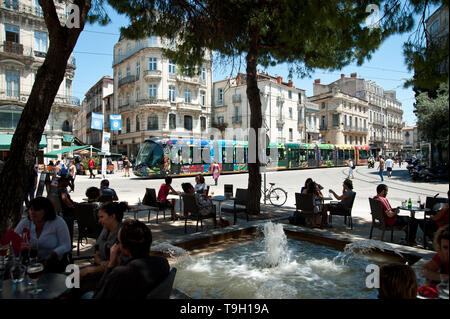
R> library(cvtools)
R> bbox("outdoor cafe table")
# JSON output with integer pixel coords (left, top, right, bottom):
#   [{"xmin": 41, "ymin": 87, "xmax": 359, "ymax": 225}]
[
  {"xmin": 1, "ymin": 273, "xmax": 69, "ymax": 299},
  {"xmin": 167, "ymin": 194, "xmax": 183, "ymax": 214},
  {"xmin": 398, "ymin": 205, "xmax": 431, "ymax": 247},
  {"xmin": 211, "ymin": 195, "xmax": 236, "ymax": 223},
  {"xmin": 127, "ymin": 204, "xmax": 154, "ymax": 220}
]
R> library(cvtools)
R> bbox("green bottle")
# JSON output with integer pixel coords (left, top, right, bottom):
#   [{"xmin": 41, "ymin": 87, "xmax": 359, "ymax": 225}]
[{"xmin": 408, "ymin": 198, "xmax": 412, "ymax": 209}]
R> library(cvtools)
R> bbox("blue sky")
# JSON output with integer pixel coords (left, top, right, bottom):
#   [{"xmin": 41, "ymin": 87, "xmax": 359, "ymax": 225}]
[{"xmin": 72, "ymin": 5, "xmax": 433, "ymax": 127}]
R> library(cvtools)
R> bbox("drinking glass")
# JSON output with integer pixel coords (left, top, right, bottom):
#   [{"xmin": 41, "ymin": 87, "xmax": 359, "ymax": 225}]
[
  {"xmin": 27, "ymin": 263, "xmax": 44, "ymax": 295},
  {"xmin": 9, "ymin": 260, "xmax": 26, "ymax": 284}
]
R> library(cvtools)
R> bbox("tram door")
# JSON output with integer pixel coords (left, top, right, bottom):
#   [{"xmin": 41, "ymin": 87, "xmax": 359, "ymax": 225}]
[
  {"xmin": 307, "ymin": 149, "xmax": 317, "ymax": 167},
  {"xmin": 221, "ymin": 146, "xmax": 234, "ymax": 172},
  {"xmin": 170, "ymin": 148, "xmax": 182, "ymax": 175},
  {"xmin": 289, "ymin": 148, "xmax": 300, "ymax": 168},
  {"xmin": 336, "ymin": 149, "xmax": 345, "ymax": 166}
]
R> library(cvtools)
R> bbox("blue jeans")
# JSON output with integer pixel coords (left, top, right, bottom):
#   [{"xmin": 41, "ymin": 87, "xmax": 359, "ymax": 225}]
[{"xmin": 379, "ymin": 169, "xmax": 384, "ymax": 181}]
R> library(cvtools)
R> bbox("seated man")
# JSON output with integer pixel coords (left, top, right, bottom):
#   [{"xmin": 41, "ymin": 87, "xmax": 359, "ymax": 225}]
[
  {"xmin": 322, "ymin": 178, "xmax": 355, "ymax": 227},
  {"xmin": 100, "ymin": 179, "xmax": 119, "ymax": 201},
  {"xmin": 157, "ymin": 176, "xmax": 180, "ymax": 220},
  {"xmin": 93, "ymin": 219, "xmax": 170, "ymax": 299},
  {"xmin": 181, "ymin": 182, "xmax": 217, "ymax": 228},
  {"xmin": 85, "ymin": 187, "xmax": 101, "ymax": 203},
  {"xmin": 374, "ymin": 184, "xmax": 419, "ymax": 245}
]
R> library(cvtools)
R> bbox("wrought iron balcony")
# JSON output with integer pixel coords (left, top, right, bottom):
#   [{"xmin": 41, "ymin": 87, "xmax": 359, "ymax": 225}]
[
  {"xmin": 118, "ymin": 75, "xmax": 136, "ymax": 87},
  {"xmin": 232, "ymin": 116, "xmax": 242, "ymax": 124},
  {"xmin": 232, "ymin": 94, "xmax": 241, "ymax": 103}
]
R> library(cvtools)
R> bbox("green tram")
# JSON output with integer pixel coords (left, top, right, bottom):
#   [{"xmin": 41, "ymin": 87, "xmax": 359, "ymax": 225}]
[{"xmin": 133, "ymin": 138, "xmax": 370, "ymax": 178}]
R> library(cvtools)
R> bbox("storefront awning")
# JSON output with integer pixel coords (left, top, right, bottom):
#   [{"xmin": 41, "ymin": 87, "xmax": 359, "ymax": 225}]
[
  {"xmin": 0, "ymin": 133, "xmax": 47, "ymax": 149},
  {"xmin": 44, "ymin": 145, "xmax": 88, "ymax": 158},
  {"xmin": 62, "ymin": 134, "xmax": 74, "ymax": 144}
]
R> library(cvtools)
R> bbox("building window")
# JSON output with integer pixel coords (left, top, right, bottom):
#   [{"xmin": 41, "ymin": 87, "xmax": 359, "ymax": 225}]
[
  {"xmin": 364, "ymin": 119, "xmax": 367, "ymax": 128},
  {"xmin": 288, "ymin": 91, "xmax": 292, "ymax": 99},
  {"xmin": 136, "ymin": 88, "xmax": 140, "ymax": 101},
  {"xmin": 147, "ymin": 115, "xmax": 158, "ymax": 130},
  {"xmin": 200, "ymin": 90, "xmax": 206, "ymax": 106},
  {"xmin": 5, "ymin": 25, "xmax": 19, "ymax": 43},
  {"xmin": 184, "ymin": 89, "xmax": 191, "ymax": 103},
  {"xmin": 201, "ymin": 68, "xmax": 206, "ymax": 81},
  {"xmin": 126, "ymin": 43, "xmax": 131, "ymax": 54},
  {"xmin": 169, "ymin": 114, "xmax": 176, "ymax": 130},
  {"xmin": 34, "ymin": 31, "xmax": 47, "ymax": 54},
  {"xmin": 355, "ymin": 117, "xmax": 358, "ymax": 128},
  {"xmin": 169, "ymin": 60, "xmax": 176, "ymax": 74},
  {"xmin": 217, "ymin": 88, "xmax": 223, "ymax": 104},
  {"xmin": 118, "ymin": 96, "xmax": 122, "ymax": 106},
  {"xmin": 136, "ymin": 61, "xmax": 140, "ymax": 79},
  {"xmin": 148, "ymin": 85, "xmax": 157, "ymax": 99},
  {"xmin": 184, "ymin": 115, "xmax": 193, "ymax": 131},
  {"xmin": 298, "ymin": 93, "xmax": 302, "ymax": 104},
  {"xmin": 126, "ymin": 118, "xmax": 130, "ymax": 133},
  {"xmin": 62, "ymin": 120, "xmax": 70, "ymax": 132},
  {"xmin": 148, "ymin": 57, "xmax": 157, "ymax": 70},
  {"xmin": 126, "ymin": 67, "xmax": 130, "ymax": 77},
  {"xmin": 321, "ymin": 102, "xmax": 326, "ymax": 109},
  {"xmin": 148, "ymin": 35, "xmax": 158, "ymax": 46},
  {"xmin": 169, "ymin": 86, "xmax": 175, "ymax": 102},
  {"xmin": 126, "ymin": 93, "xmax": 130, "ymax": 105},
  {"xmin": 135, "ymin": 116, "xmax": 140, "ymax": 132},
  {"xmin": 349, "ymin": 116, "xmax": 352, "ymax": 127},
  {"xmin": 0, "ymin": 105, "xmax": 22, "ymax": 129},
  {"xmin": 200, "ymin": 116, "xmax": 206, "ymax": 131},
  {"xmin": 349, "ymin": 136, "xmax": 353, "ymax": 144},
  {"xmin": 6, "ymin": 72, "xmax": 20, "ymax": 97},
  {"xmin": 344, "ymin": 114, "xmax": 347, "ymax": 126},
  {"xmin": 430, "ymin": 20, "xmax": 439, "ymax": 36},
  {"xmin": 344, "ymin": 135, "xmax": 347, "ymax": 144},
  {"xmin": 332, "ymin": 114, "xmax": 339, "ymax": 127},
  {"xmin": 34, "ymin": 0, "xmax": 43, "ymax": 16},
  {"xmin": 289, "ymin": 128, "xmax": 293, "ymax": 141},
  {"xmin": 289, "ymin": 107, "xmax": 293, "ymax": 119},
  {"xmin": 118, "ymin": 71, "xmax": 122, "ymax": 81},
  {"xmin": 360, "ymin": 136, "xmax": 362, "ymax": 145}
]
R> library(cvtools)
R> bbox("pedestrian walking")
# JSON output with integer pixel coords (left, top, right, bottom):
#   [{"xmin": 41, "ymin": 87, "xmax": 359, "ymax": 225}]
[
  {"xmin": 210, "ymin": 161, "xmax": 221, "ymax": 185},
  {"xmin": 123, "ymin": 157, "xmax": 130, "ymax": 177},
  {"xmin": 89, "ymin": 157, "xmax": 96, "ymax": 179},
  {"xmin": 378, "ymin": 155, "xmax": 385, "ymax": 182},
  {"xmin": 385, "ymin": 157, "xmax": 394, "ymax": 178},
  {"xmin": 347, "ymin": 158, "xmax": 354, "ymax": 179},
  {"xmin": 68, "ymin": 160, "xmax": 77, "ymax": 192}
]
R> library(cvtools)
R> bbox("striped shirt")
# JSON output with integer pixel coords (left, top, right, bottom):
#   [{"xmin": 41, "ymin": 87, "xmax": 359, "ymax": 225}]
[{"xmin": 374, "ymin": 195, "xmax": 397, "ymax": 226}]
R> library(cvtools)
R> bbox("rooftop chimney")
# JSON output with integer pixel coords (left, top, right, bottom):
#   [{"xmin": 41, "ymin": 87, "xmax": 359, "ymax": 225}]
[
  {"xmin": 277, "ymin": 76, "xmax": 282, "ymax": 84},
  {"xmin": 314, "ymin": 79, "xmax": 321, "ymax": 84},
  {"xmin": 350, "ymin": 72, "xmax": 357, "ymax": 78},
  {"xmin": 288, "ymin": 79, "xmax": 293, "ymax": 87},
  {"xmin": 341, "ymin": 74, "xmax": 345, "ymax": 79},
  {"xmin": 237, "ymin": 73, "xmax": 241, "ymax": 85}
]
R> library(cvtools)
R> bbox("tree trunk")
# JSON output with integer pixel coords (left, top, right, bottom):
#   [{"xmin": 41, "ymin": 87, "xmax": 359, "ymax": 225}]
[
  {"xmin": 0, "ymin": 0, "xmax": 91, "ymax": 237},
  {"xmin": 245, "ymin": 31, "xmax": 262, "ymax": 215}
]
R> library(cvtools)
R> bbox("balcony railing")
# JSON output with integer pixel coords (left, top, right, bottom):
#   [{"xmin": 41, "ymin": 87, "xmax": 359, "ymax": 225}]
[
  {"xmin": 343, "ymin": 125, "xmax": 368, "ymax": 133},
  {"xmin": 1, "ymin": 1, "xmax": 66, "ymax": 20},
  {"xmin": 144, "ymin": 69, "xmax": 162, "ymax": 79},
  {"xmin": 118, "ymin": 75, "xmax": 136, "ymax": 87},
  {"xmin": 232, "ymin": 115, "xmax": 242, "ymax": 124},
  {"xmin": 319, "ymin": 125, "xmax": 328, "ymax": 130}
]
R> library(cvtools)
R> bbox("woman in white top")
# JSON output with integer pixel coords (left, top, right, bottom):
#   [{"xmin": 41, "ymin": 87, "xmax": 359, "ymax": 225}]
[
  {"xmin": 14, "ymin": 197, "xmax": 71, "ymax": 272},
  {"xmin": 194, "ymin": 175, "xmax": 208, "ymax": 196}
]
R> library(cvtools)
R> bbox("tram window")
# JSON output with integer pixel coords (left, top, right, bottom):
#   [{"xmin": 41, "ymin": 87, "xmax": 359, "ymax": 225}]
[
  {"xmin": 350, "ymin": 150, "xmax": 355, "ymax": 159},
  {"xmin": 338, "ymin": 150, "xmax": 344, "ymax": 160},
  {"xmin": 322, "ymin": 150, "xmax": 332, "ymax": 161},
  {"xmin": 181, "ymin": 146, "xmax": 191, "ymax": 164},
  {"xmin": 359, "ymin": 150, "xmax": 369, "ymax": 160},
  {"xmin": 244, "ymin": 147, "xmax": 248, "ymax": 163},
  {"xmin": 235, "ymin": 147, "xmax": 245, "ymax": 164},
  {"xmin": 307, "ymin": 150, "xmax": 316, "ymax": 161},
  {"xmin": 201, "ymin": 147, "xmax": 211, "ymax": 164},
  {"xmin": 222, "ymin": 147, "xmax": 233, "ymax": 164},
  {"xmin": 299, "ymin": 149, "xmax": 307, "ymax": 161},
  {"xmin": 192, "ymin": 147, "xmax": 202, "ymax": 164},
  {"xmin": 278, "ymin": 148, "xmax": 285, "ymax": 161}
]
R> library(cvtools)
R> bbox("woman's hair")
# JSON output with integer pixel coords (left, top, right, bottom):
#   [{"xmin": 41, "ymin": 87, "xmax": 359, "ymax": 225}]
[
  {"xmin": 182, "ymin": 183, "xmax": 194, "ymax": 193},
  {"xmin": 85, "ymin": 187, "xmax": 101, "ymax": 200},
  {"xmin": 119, "ymin": 219, "xmax": 152, "ymax": 258},
  {"xmin": 30, "ymin": 197, "xmax": 57, "ymax": 221},
  {"xmin": 99, "ymin": 201, "xmax": 128, "ymax": 223},
  {"xmin": 306, "ymin": 181, "xmax": 317, "ymax": 195},
  {"xmin": 197, "ymin": 175, "xmax": 205, "ymax": 184},
  {"xmin": 433, "ymin": 224, "xmax": 449, "ymax": 252},
  {"xmin": 378, "ymin": 263, "xmax": 417, "ymax": 299},
  {"xmin": 304, "ymin": 178, "xmax": 313, "ymax": 188},
  {"xmin": 343, "ymin": 178, "xmax": 353, "ymax": 190}
]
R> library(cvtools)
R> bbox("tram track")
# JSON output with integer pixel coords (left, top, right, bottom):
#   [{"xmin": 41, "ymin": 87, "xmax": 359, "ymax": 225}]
[{"xmin": 341, "ymin": 166, "xmax": 445, "ymax": 197}]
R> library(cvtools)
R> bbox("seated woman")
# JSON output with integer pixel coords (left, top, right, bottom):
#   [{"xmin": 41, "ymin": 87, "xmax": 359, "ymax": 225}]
[
  {"xmin": 182, "ymin": 183, "xmax": 217, "ymax": 228},
  {"xmin": 194, "ymin": 175, "xmax": 208, "ymax": 196},
  {"xmin": 77, "ymin": 201, "xmax": 127, "ymax": 295},
  {"xmin": 300, "ymin": 178, "xmax": 313, "ymax": 194},
  {"xmin": 420, "ymin": 225, "xmax": 449, "ymax": 287},
  {"xmin": 14, "ymin": 197, "xmax": 71, "ymax": 273},
  {"xmin": 301, "ymin": 181, "xmax": 323, "ymax": 228}
]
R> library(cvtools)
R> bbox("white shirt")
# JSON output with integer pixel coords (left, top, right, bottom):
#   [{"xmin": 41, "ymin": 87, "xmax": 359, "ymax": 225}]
[
  {"xmin": 385, "ymin": 159, "xmax": 394, "ymax": 168},
  {"xmin": 14, "ymin": 216, "xmax": 71, "ymax": 261},
  {"xmin": 348, "ymin": 160, "xmax": 353, "ymax": 168}
]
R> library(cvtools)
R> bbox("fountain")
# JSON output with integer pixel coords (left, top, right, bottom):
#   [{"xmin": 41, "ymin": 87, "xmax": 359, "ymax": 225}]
[{"xmin": 171, "ymin": 221, "xmax": 415, "ymax": 299}]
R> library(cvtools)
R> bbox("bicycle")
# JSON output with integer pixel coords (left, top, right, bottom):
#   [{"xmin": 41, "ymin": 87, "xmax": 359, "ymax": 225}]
[{"xmin": 262, "ymin": 182, "xmax": 288, "ymax": 207}]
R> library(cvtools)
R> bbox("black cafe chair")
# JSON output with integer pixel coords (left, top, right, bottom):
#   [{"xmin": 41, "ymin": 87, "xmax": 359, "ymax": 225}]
[
  {"xmin": 146, "ymin": 268, "xmax": 177, "ymax": 299},
  {"xmin": 369, "ymin": 198, "xmax": 407, "ymax": 242}
]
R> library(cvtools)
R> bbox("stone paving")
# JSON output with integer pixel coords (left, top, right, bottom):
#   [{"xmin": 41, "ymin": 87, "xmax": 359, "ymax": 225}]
[{"xmin": 67, "ymin": 164, "xmax": 448, "ymax": 262}]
